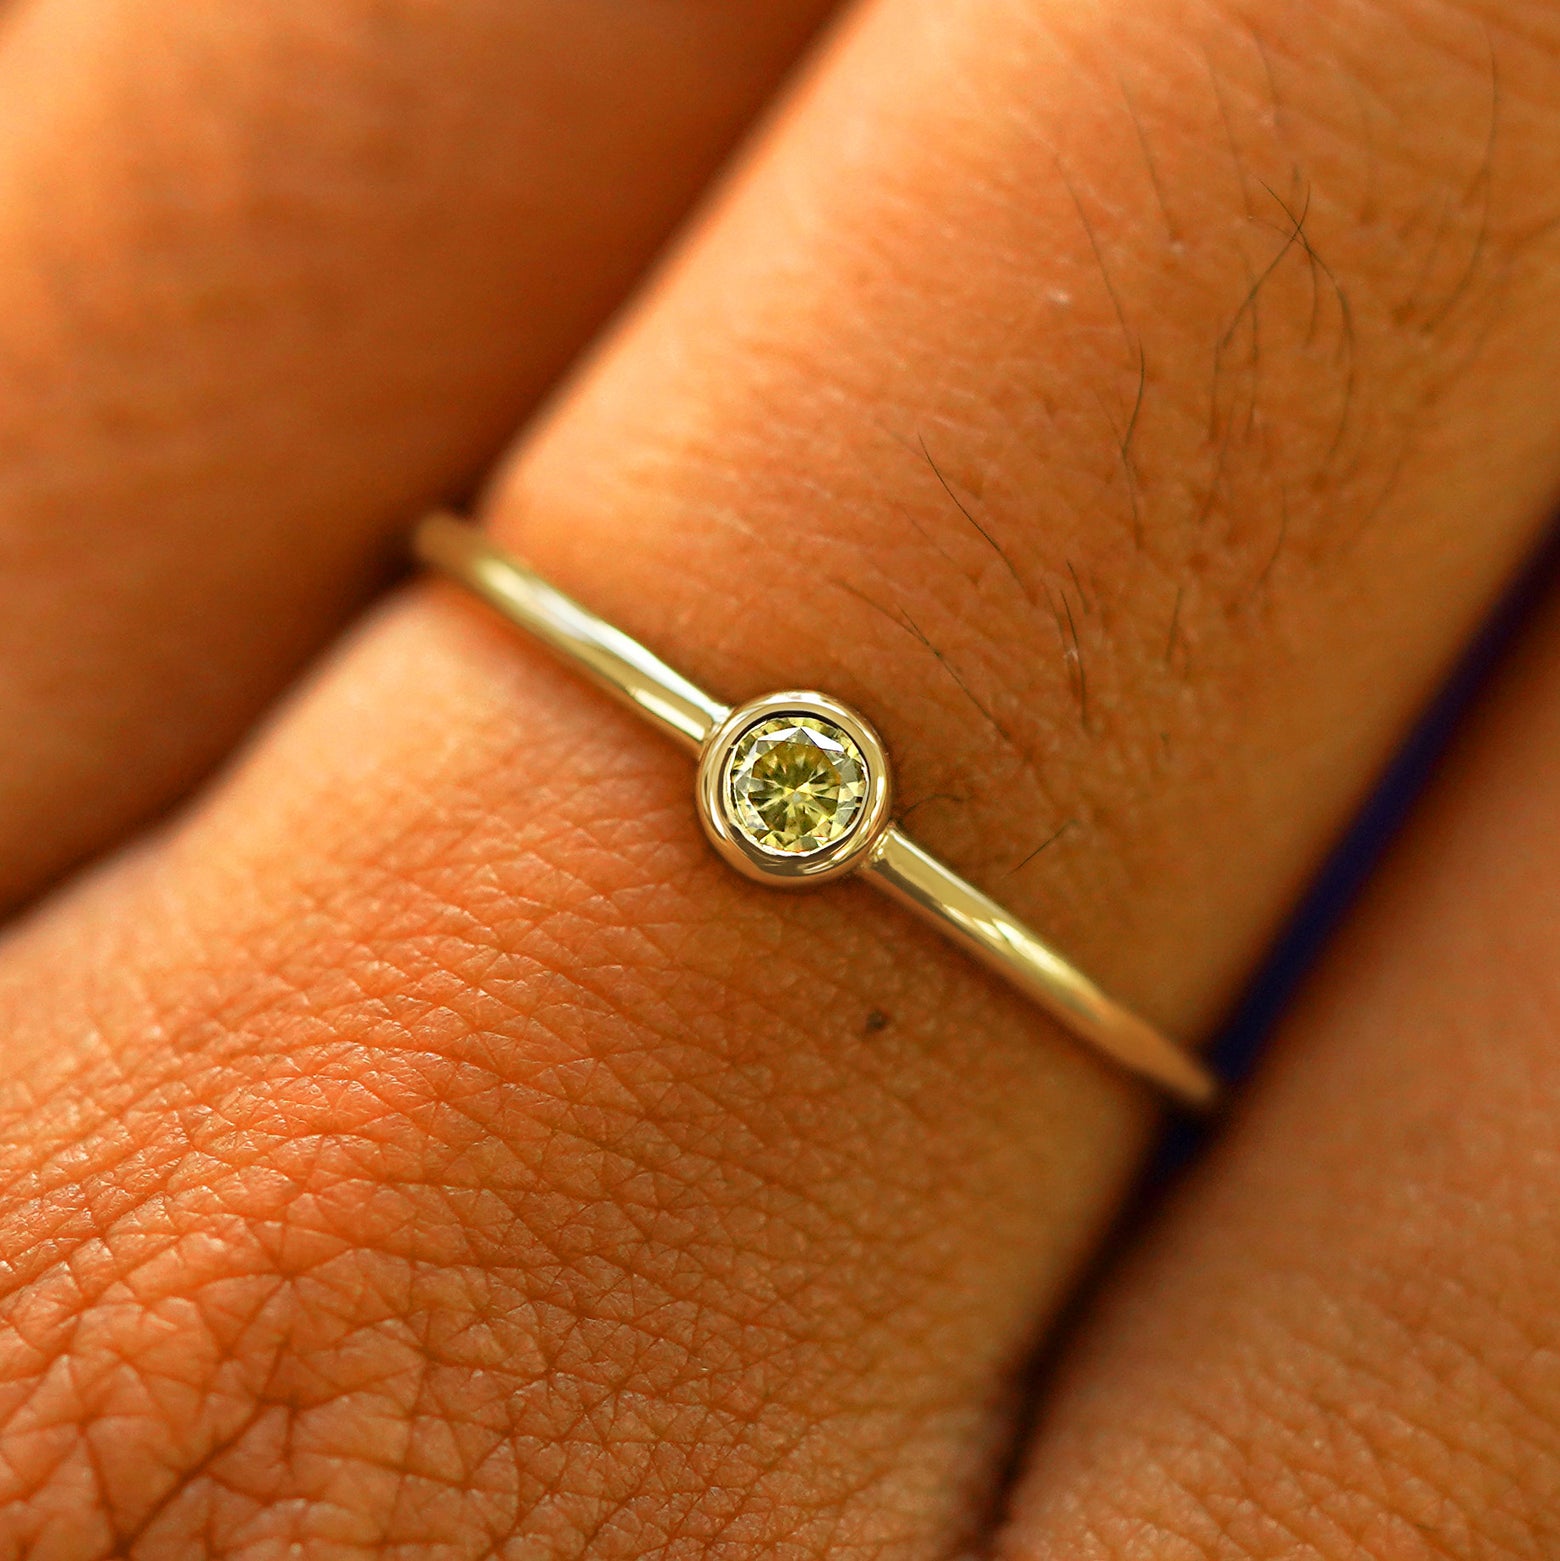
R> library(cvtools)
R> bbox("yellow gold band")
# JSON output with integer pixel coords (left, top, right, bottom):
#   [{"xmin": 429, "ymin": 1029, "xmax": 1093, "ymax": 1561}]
[{"xmin": 415, "ymin": 514, "xmax": 1220, "ymax": 1111}]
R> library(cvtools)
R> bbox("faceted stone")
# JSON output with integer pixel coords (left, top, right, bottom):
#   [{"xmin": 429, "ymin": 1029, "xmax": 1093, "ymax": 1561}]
[{"xmin": 726, "ymin": 715, "xmax": 869, "ymax": 855}]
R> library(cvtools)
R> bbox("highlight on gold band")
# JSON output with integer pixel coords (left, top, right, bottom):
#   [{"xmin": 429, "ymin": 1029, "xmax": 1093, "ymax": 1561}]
[{"xmin": 414, "ymin": 513, "xmax": 1221, "ymax": 1112}]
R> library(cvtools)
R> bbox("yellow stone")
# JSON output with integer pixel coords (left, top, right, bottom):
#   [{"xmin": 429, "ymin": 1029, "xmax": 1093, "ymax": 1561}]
[{"xmin": 727, "ymin": 716, "xmax": 868, "ymax": 855}]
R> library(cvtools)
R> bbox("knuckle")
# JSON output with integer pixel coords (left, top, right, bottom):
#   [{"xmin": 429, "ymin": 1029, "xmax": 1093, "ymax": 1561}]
[{"xmin": 0, "ymin": 686, "xmax": 968, "ymax": 1552}]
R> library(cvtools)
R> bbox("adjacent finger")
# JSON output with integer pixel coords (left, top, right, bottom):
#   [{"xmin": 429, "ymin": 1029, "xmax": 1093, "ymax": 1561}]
[
  {"xmin": 0, "ymin": 0, "xmax": 834, "ymax": 912},
  {"xmin": 0, "ymin": 0, "xmax": 1558, "ymax": 1552},
  {"xmin": 994, "ymin": 557, "xmax": 1560, "ymax": 1560}
]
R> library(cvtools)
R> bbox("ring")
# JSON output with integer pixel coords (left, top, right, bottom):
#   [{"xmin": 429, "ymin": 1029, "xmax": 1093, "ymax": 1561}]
[{"xmin": 415, "ymin": 514, "xmax": 1220, "ymax": 1111}]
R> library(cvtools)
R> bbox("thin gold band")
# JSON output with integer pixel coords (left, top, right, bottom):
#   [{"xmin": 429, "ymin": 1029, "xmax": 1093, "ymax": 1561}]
[{"xmin": 415, "ymin": 514, "xmax": 1219, "ymax": 1111}]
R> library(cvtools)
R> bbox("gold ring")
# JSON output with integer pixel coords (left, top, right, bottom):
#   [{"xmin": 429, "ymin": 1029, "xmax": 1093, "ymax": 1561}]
[{"xmin": 415, "ymin": 514, "xmax": 1220, "ymax": 1112}]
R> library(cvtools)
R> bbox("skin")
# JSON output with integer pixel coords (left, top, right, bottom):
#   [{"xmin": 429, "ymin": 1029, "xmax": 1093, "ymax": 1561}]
[
  {"xmin": 999, "ymin": 565, "xmax": 1560, "ymax": 1560},
  {"xmin": 0, "ymin": 0, "xmax": 836, "ymax": 913},
  {"xmin": 0, "ymin": 0, "xmax": 1554, "ymax": 1555}
]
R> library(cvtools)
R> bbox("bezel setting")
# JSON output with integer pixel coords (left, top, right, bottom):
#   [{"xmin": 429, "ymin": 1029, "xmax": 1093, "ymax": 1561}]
[
  {"xmin": 415, "ymin": 516, "xmax": 1223, "ymax": 1109},
  {"xmin": 696, "ymin": 691, "xmax": 894, "ymax": 886}
]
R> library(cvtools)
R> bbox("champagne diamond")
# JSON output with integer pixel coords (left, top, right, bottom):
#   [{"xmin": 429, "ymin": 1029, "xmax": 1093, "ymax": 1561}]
[{"xmin": 727, "ymin": 715, "xmax": 869, "ymax": 855}]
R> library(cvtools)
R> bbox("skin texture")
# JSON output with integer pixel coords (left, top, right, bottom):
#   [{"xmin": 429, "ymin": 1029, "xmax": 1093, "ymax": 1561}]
[
  {"xmin": 0, "ymin": 0, "xmax": 1554, "ymax": 1555},
  {"xmin": 0, "ymin": 0, "xmax": 836, "ymax": 912},
  {"xmin": 997, "ymin": 567, "xmax": 1560, "ymax": 1561}
]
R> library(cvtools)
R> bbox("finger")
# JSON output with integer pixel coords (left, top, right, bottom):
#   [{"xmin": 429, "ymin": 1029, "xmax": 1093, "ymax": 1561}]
[
  {"xmin": 0, "ymin": 0, "xmax": 1559, "ymax": 1552},
  {"xmin": 993, "ymin": 555, "xmax": 1560, "ymax": 1560},
  {"xmin": 0, "ymin": 0, "xmax": 834, "ymax": 912}
]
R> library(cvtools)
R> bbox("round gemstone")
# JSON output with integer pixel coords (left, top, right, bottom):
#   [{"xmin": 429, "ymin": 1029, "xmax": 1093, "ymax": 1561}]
[{"xmin": 726, "ymin": 715, "xmax": 869, "ymax": 856}]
